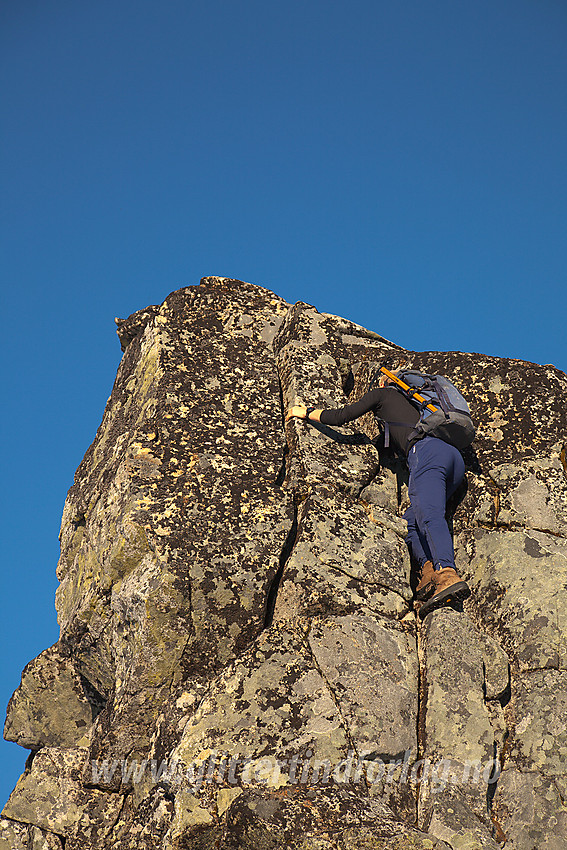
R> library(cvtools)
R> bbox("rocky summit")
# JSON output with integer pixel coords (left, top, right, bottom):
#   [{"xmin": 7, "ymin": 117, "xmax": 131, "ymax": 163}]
[{"xmin": 2, "ymin": 277, "xmax": 567, "ymax": 850}]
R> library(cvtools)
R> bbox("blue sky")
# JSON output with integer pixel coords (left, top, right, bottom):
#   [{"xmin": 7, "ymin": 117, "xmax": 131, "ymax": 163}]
[{"xmin": 1, "ymin": 0, "xmax": 565, "ymax": 807}]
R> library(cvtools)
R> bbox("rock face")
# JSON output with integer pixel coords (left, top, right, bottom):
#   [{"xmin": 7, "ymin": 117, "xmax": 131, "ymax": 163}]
[{"xmin": 2, "ymin": 276, "xmax": 567, "ymax": 849}]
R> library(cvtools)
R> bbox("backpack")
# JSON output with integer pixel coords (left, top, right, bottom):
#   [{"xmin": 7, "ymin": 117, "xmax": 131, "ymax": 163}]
[{"xmin": 371, "ymin": 367, "xmax": 475, "ymax": 451}]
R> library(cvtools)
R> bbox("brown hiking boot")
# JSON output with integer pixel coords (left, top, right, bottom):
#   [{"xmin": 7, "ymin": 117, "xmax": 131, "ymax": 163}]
[
  {"xmin": 415, "ymin": 560, "xmax": 436, "ymax": 601},
  {"xmin": 418, "ymin": 567, "xmax": 471, "ymax": 619}
]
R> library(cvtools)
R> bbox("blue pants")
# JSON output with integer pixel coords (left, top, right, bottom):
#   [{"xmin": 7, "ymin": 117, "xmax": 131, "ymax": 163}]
[{"xmin": 403, "ymin": 436, "xmax": 465, "ymax": 571}]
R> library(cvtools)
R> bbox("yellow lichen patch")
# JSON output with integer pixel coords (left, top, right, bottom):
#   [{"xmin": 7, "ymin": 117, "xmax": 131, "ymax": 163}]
[
  {"xmin": 55, "ymin": 546, "xmax": 104, "ymax": 625},
  {"xmin": 129, "ymin": 445, "xmax": 156, "ymax": 459},
  {"xmin": 169, "ymin": 792, "xmax": 213, "ymax": 839},
  {"xmin": 216, "ymin": 786, "xmax": 243, "ymax": 816},
  {"xmin": 104, "ymin": 525, "xmax": 151, "ymax": 584}
]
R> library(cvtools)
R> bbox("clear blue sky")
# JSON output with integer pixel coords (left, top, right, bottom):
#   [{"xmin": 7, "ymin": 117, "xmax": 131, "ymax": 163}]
[{"xmin": 1, "ymin": 0, "xmax": 565, "ymax": 807}]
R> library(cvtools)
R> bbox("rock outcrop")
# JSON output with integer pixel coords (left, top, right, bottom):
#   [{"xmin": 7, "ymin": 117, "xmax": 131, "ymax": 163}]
[{"xmin": 2, "ymin": 277, "xmax": 566, "ymax": 849}]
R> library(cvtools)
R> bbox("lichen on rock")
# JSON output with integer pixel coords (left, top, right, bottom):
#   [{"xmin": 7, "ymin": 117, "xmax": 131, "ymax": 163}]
[{"xmin": 3, "ymin": 277, "xmax": 566, "ymax": 849}]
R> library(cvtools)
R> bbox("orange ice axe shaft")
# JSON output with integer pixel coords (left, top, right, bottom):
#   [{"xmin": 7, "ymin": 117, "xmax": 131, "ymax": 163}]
[{"xmin": 379, "ymin": 367, "xmax": 438, "ymax": 414}]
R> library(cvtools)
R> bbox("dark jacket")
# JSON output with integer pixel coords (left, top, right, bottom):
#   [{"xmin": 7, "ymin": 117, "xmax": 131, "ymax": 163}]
[{"xmin": 319, "ymin": 386, "xmax": 419, "ymax": 456}]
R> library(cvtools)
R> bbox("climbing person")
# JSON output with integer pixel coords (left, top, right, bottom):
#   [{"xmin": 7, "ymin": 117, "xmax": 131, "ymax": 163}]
[{"xmin": 285, "ymin": 369, "xmax": 472, "ymax": 618}]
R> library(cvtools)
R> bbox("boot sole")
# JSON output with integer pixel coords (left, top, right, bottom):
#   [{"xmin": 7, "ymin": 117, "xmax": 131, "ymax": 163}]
[
  {"xmin": 418, "ymin": 581, "xmax": 471, "ymax": 619},
  {"xmin": 414, "ymin": 581, "xmax": 436, "ymax": 602}
]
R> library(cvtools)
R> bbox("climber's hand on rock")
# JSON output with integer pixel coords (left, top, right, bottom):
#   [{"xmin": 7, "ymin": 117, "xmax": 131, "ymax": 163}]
[{"xmin": 286, "ymin": 405, "xmax": 307, "ymax": 421}]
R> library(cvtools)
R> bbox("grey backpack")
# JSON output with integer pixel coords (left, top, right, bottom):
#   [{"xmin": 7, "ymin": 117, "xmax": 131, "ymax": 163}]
[
  {"xmin": 395, "ymin": 370, "xmax": 475, "ymax": 450},
  {"xmin": 370, "ymin": 368, "xmax": 476, "ymax": 451}
]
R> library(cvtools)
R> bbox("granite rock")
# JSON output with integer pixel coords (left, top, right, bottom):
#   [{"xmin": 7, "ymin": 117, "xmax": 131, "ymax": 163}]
[
  {"xmin": 3, "ymin": 644, "xmax": 99, "ymax": 750},
  {"xmin": 0, "ymin": 819, "xmax": 63, "ymax": 850},
  {"xmin": 3, "ymin": 277, "xmax": 567, "ymax": 849}
]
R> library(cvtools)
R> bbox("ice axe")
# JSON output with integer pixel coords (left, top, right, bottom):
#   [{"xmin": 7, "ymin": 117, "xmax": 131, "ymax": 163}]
[{"xmin": 379, "ymin": 366, "xmax": 439, "ymax": 414}]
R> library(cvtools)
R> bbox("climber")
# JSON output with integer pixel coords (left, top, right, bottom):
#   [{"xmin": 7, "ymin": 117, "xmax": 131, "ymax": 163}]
[{"xmin": 285, "ymin": 371, "xmax": 471, "ymax": 618}]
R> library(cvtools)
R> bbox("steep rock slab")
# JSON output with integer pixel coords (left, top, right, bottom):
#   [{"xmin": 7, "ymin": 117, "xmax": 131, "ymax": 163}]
[
  {"xmin": 275, "ymin": 301, "xmax": 381, "ymax": 496},
  {"xmin": 420, "ymin": 611, "xmax": 498, "ymax": 768},
  {"xmin": 418, "ymin": 610, "xmax": 503, "ymax": 847},
  {"xmin": 51, "ymin": 278, "xmax": 294, "ymax": 772},
  {"xmin": 490, "ymin": 769, "xmax": 567, "ymax": 850},
  {"xmin": 308, "ymin": 613, "xmax": 418, "ymax": 823},
  {"xmin": 170, "ymin": 623, "xmax": 351, "ymax": 781},
  {"xmin": 468, "ymin": 527, "xmax": 567, "ymax": 671},
  {"xmin": 273, "ymin": 486, "xmax": 411, "ymax": 623},
  {"xmin": 271, "ymin": 299, "xmax": 422, "ymax": 826},
  {"xmin": 488, "ymin": 457, "xmax": 567, "ymax": 534},
  {"xmin": 164, "ymin": 621, "xmax": 418, "ymax": 840},
  {"xmin": 278, "ymin": 335, "xmax": 567, "ymax": 848},
  {"xmin": 507, "ymin": 669, "xmax": 567, "ymax": 775},
  {"xmin": 307, "ymin": 612, "xmax": 417, "ymax": 761}
]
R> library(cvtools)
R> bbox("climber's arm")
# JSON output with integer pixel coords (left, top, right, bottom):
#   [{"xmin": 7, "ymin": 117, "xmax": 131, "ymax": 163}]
[
  {"xmin": 286, "ymin": 388, "xmax": 387, "ymax": 426},
  {"xmin": 285, "ymin": 405, "xmax": 322, "ymax": 422}
]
